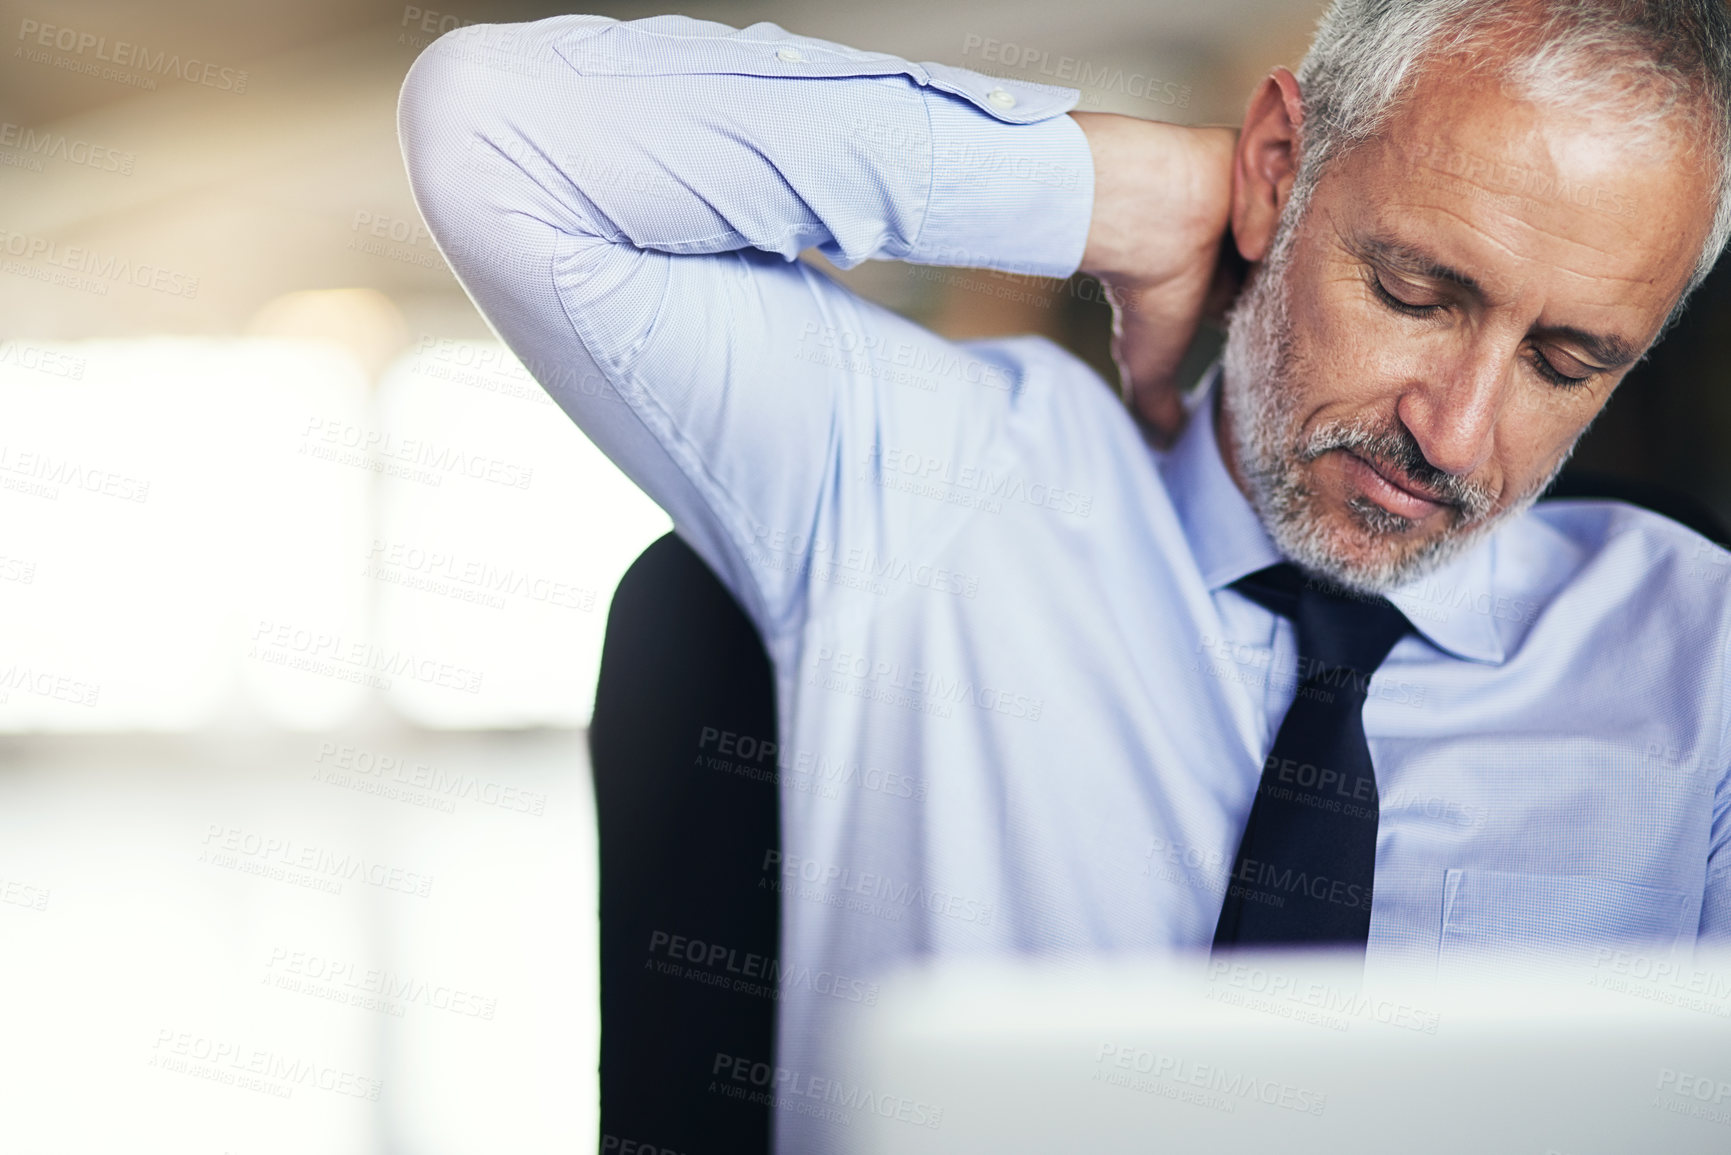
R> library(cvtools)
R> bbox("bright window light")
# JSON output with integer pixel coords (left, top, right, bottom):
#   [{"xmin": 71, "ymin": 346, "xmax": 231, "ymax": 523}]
[
  {"xmin": 0, "ymin": 338, "xmax": 372, "ymax": 732},
  {"xmin": 372, "ymin": 338, "xmax": 670, "ymax": 729},
  {"xmin": 0, "ymin": 335, "xmax": 669, "ymax": 733}
]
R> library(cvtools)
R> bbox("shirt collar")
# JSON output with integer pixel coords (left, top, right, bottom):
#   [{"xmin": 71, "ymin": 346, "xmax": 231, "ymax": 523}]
[
  {"xmin": 1157, "ymin": 361, "xmax": 1282, "ymax": 592},
  {"xmin": 1383, "ymin": 540, "xmax": 1506, "ymax": 664},
  {"xmin": 1159, "ymin": 362, "xmax": 1505, "ymax": 665}
]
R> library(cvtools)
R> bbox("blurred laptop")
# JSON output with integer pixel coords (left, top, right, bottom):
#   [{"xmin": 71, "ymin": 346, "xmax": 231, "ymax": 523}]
[{"xmin": 840, "ymin": 947, "xmax": 1731, "ymax": 1154}]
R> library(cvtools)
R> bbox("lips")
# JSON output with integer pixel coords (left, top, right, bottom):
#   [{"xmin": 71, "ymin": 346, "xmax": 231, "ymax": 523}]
[{"xmin": 1341, "ymin": 451, "xmax": 1449, "ymax": 519}]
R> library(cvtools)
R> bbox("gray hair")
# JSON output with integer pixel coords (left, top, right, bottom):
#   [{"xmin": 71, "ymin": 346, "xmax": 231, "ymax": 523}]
[{"xmin": 1290, "ymin": 0, "xmax": 1731, "ymax": 325}]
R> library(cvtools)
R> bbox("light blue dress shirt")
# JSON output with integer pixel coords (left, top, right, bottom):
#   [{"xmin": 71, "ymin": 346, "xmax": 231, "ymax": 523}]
[{"xmin": 399, "ymin": 14, "xmax": 1731, "ymax": 1152}]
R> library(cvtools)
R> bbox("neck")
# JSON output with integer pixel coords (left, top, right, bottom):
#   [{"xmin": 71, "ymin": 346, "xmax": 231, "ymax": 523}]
[{"xmin": 1212, "ymin": 374, "xmax": 1256, "ymax": 506}]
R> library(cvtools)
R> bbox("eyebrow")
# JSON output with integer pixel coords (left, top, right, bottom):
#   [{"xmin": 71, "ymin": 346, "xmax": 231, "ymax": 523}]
[
  {"xmin": 1354, "ymin": 233, "xmax": 1644, "ymax": 369},
  {"xmin": 1359, "ymin": 234, "xmax": 1484, "ymax": 295},
  {"xmin": 1536, "ymin": 324, "xmax": 1642, "ymax": 370}
]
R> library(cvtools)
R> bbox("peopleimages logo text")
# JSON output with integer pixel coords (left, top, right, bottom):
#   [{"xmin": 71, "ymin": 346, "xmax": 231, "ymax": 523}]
[
  {"xmin": 0, "ymin": 229, "xmax": 198, "ymax": 298},
  {"xmin": 16, "ymin": 18, "xmax": 249, "ymax": 92}
]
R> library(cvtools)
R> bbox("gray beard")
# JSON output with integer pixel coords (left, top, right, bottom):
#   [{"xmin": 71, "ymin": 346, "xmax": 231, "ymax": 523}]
[{"xmin": 1216, "ymin": 203, "xmax": 1577, "ymax": 597}]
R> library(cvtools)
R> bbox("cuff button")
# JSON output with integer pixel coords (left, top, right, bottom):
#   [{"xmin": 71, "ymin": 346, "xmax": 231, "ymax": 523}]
[
  {"xmin": 986, "ymin": 87, "xmax": 1017, "ymax": 110},
  {"xmin": 775, "ymin": 46, "xmax": 804, "ymax": 63}
]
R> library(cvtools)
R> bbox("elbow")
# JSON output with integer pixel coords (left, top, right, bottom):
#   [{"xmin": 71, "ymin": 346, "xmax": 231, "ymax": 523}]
[
  {"xmin": 396, "ymin": 26, "xmax": 498, "ymax": 249},
  {"xmin": 397, "ymin": 20, "xmax": 609, "ymax": 261}
]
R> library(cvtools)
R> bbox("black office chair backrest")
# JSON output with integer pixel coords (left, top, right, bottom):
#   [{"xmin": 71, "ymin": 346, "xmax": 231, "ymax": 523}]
[{"xmin": 589, "ymin": 532, "xmax": 780, "ymax": 1155}]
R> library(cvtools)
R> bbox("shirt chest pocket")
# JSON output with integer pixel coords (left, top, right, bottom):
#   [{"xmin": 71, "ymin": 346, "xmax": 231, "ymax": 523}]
[{"xmin": 1438, "ymin": 867, "xmax": 1693, "ymax": 967}]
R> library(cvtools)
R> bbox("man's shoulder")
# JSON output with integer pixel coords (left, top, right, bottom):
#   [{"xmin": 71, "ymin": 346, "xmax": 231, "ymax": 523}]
[
  {"xmin": 971, "ymin": 333, "xmax": 1149, "ymax": 460},
  {"xmin": 1501, "ymin": 495, "xmax": 1731, "ymax": 630},
  {"xmin": 1523, "ymin": 493, "xmax": 1729, "ymax": 570}
]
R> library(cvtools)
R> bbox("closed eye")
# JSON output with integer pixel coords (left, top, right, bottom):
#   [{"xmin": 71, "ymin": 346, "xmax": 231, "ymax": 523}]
[
  {"xmin": 1526, "ymin": 347, "xmax": 1595, "ymax": 388},
  {"xmin": 1372, "ymin": 270, "xmax": 1599, "ymax": 388},
  {"xmin": 1368, "ymin": 270, "xmax": 1444, "ymax": 317},
  {"xmin": 1370, "ymin": 268, "xmax": 1599, "ymax": 391}
]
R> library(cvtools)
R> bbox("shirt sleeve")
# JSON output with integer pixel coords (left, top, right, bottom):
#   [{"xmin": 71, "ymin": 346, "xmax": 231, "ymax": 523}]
[{"xmin": 396, "ymin": 13, "xmax": 1096, "ymax": 641}]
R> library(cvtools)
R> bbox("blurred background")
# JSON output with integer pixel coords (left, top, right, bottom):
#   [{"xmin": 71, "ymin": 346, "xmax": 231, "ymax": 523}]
[{"xmin": 1, "ymin": 1, "xmax": 1725, "ymax": 1152}]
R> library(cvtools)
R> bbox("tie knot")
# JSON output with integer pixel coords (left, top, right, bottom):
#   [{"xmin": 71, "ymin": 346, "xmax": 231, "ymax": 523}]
[{"xmin": 1230, "ymin": 563, "xmax": 1413, "ymax": 687}]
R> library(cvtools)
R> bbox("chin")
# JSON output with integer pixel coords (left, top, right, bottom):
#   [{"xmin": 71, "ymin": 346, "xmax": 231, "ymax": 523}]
[{"xmin": 1276, "ymin": 485, "xmax": 1520, "ymax": 596}]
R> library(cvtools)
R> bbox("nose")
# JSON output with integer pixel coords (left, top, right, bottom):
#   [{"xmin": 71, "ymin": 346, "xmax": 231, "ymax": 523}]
[{"xmin": 1394, "ymin": 336, "xmax": 1511, "ymax": 479}]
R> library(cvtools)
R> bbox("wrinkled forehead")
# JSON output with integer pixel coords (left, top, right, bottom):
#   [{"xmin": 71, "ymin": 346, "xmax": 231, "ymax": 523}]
[{"xmin": 1319, "ymin": 67, "xmax": 1715, "ymax": 333}]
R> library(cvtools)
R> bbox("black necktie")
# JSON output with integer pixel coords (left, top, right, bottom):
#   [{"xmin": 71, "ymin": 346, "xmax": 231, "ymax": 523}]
[{"xmin": 1211, "ymin": 562, "xmax": 1414, "ymax": 952}]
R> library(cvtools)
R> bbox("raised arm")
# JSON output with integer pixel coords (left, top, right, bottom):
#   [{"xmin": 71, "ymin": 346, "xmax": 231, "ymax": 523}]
[
  {"xmin": 397, "ymin": 13, "xmax": 1097, "ymax": 637},
  {"xmin": 1070, "ymin": 112, "xmax": 1238, "ymax": 441}
]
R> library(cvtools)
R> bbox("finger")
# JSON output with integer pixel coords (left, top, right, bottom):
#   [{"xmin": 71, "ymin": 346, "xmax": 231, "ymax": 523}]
[{"xmin": 1117, "ymin": 271, "xmax": 1216, "ymax": 443}]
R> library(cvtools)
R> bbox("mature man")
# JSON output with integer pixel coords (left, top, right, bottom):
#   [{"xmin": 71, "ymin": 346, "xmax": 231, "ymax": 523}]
[{"xmin": 400, "ymin": 1, "xmax": 1731, "ymax": 1150}]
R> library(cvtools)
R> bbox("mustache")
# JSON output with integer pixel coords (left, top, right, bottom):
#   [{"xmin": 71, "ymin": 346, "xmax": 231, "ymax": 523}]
[{"xmin": 1297, "ymin": 420, "xmax": 1497, "ymax": 523}]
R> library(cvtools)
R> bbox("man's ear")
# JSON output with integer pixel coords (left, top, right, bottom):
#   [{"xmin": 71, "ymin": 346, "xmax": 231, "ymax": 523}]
[{"xmin": 1233, "ymin": 67, "xmax": 1305, "ymax": 264}]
